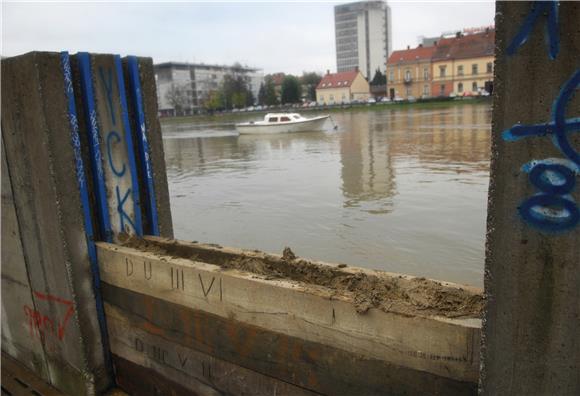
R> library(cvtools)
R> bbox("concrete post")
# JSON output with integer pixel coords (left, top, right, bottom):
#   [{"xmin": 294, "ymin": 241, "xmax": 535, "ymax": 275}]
[
  {"xmin": 124, "ymin": 57, "xmax": 173, "ymax": 238},
  {"xmin": 2, "ymin": 52, "xmax": 111, "ymax": 394},
  {"xmin": 482, "ymin": 2, "xmax": 579, "ymax": 394},
  {"xmin": 1, "ymin": 51, "xmax": 173, "ymax": 393}
]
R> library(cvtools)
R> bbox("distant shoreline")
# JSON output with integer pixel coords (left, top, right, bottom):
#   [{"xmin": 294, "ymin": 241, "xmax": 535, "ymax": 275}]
[{"xmin": 160, "ymin": 97, "xmax": 492, "ymax": 124}]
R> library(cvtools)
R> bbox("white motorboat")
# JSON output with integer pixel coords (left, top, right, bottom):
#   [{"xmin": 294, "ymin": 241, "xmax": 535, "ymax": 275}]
[{"xmin": 235, "ymin": 113, "xmax": 329, "ymax": 135}]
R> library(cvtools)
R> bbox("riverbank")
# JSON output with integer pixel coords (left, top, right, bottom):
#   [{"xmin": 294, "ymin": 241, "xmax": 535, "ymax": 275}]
[{"xmin": 160, "ymin": 96, "xmax": 492, "ymax": 125}]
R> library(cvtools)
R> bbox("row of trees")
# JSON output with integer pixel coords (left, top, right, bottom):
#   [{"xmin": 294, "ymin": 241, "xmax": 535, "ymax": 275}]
[
  {"xmin": 202, "ymin": 74, "xmax": 255, "ymax": 112},
  {"xmin": 165, "ymin": 73, "xmax": 255, "ymax": 114},
  {"xmin": 166, "ymin": 68, "xmax": 388, "ymax": 114},
  {"xmin": 257, "ymin": 71, "xmax": 323, "ymax": 106}
]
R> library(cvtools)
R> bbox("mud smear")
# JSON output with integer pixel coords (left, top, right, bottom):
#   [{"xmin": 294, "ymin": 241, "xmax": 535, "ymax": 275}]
[{"xmin": 121, "ymin": 236, "xmax": 483, "ymax": 319}]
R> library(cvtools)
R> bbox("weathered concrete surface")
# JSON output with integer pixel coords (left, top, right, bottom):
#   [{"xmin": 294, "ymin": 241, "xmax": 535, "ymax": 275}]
[
  {"xmin": 97, "ymin": 240, "xmax": 481, "ymax": 394},
  {"xmin": 482, "ymin": 2, "xmax": 580, "ymax": 395},
  {"xmin": 126, "ymin": 57, "xmax": 173, "ymax": 238},
  {"xmin": 1, "ymin": 142, "xmax": 50, "ymax": 380},
  {"xmin": 2, "ymin": 52, "xmax": 111, "ymax": 394},
  {"xmin": 90, "ymin": 54, "xmax": 143, "ymax": 240}
]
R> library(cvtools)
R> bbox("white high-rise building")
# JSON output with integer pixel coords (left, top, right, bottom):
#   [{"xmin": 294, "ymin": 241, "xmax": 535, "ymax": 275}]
[{"xmin": 334, "ymin": 1, "xmax": 392, "ymax": 79}]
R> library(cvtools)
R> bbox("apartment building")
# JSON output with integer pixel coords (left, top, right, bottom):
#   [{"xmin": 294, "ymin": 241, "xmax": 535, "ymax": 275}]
[
  {"xmin": 154, "ymin": 62, "xmax": 263, "ymax": 116},
  {"xmin": 335, "ymin": 1, "xmax": 392, "ymax": 79},
  {"xmin": 386, "ymin": 44, "xmax": 436, "ymax": 100},
  {"xmin": 316, "ymin": 69, "xmax": 370, "ymax": 104},
  {"xmin": 431, "ymin": 30, "xmax": 495, "ymax": 97}
]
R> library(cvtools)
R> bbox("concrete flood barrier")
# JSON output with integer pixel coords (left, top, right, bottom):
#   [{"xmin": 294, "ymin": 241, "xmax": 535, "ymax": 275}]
[
  {"xmin": 2, "ymin": 52, "xmax": 483, "ymax": 395},
  {"xmin": 1, "ymin": 51, "xmax": 172, "ymax": 394},
  {"xmin": 97, "ymin": 236, "xmax": 482, "ymax": 395},
  {"xmin": 482, "ymin": 2, "xmax": 579, "ymax": 395},
  {"xmin": 3, "ymin": 4, "xmax": 578, "ymax": 392}
]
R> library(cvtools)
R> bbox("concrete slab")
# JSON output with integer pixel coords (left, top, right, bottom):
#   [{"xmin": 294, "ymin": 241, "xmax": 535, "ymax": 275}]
[
  {"xmin": 482, "ymin": 2, "xmax": 580, "ymax": 394},
  {"xmin": 2, "ymin": 52, "xmax": 111, "ymax": 394}
]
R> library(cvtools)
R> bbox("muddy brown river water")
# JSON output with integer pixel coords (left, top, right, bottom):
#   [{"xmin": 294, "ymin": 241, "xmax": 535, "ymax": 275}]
[{"xmin": 161, "ymin": 102, "xmax": 491, "ymax": 287}]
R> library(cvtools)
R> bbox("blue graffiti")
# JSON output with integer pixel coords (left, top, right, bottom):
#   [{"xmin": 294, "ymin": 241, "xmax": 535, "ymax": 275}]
[
  {"xmin": 116, "ymin": 186, "xmax": 137, "ymax": 233},
  {"xmin": 106, "ymin": 131, "xmax": 127, "ymax": 177},
  {"xmin": 98, "ymin": 66, "xmax": 116, "ymax": 125},
  {"xmin": 529, "ymin": 163, "xmax": 575, "ymax": 194},
  {"xmin": 519, "ymin": 159, "xmax": 579, "ymax": 231},
  {"xmin": 100, "ymin": 65, "xmax": 135, "ymax": 234},
  {"xmin": 519, "ymin": 194, "xmax": 579, "ymax": 232},
  {"xmin": 502, "ymin": 69, "xmax": 580, "ymax": 232},
  {"xmin": 506, "ymin": 1, "xmax": 559, "ymax": 60},
  {"xmin": 503, "ymin": 70, "xmax": 580, "ymax": 166},
  {"xmin": 553, "ymin": 69, "xmax": 580, "ymax": 166}
]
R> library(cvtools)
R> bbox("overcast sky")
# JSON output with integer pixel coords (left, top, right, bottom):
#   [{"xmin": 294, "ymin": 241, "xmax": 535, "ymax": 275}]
[{"xmin": 2, "ymin": 1, "xmax": 495, "ymax": 75}]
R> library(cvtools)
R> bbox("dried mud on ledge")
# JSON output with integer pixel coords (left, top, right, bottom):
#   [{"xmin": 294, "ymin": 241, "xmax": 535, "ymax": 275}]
[{"xmin": 120, "ymin": 236, "xmax": 484, "ymax": 319}]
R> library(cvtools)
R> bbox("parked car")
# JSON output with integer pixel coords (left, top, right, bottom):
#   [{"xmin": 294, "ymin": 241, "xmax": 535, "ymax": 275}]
[
  {"xmin": 407, "ymin": 96, "xmax": 417, "ymax": 103},
  {"xmin": 380, "ymin": 97, "xmax": 391, "ymax": 103},
  {"xmin": 367, "ymin": 98, "xmax": 376, "ymax": 104}
]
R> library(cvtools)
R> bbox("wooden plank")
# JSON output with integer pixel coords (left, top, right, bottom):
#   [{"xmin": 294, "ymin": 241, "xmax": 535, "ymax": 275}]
[
  {"xmin": 1, "ymin": 352, "xmax": 63, "ymax": 396},
  {"xmin": 106, "ymin": 303, "xmax": 317, "ymax": 396},
  {"xmin": 112, "ymin": 355, "xmax": 200, "ymax": 396},
  {"xmin": 104, "ymin": 284, "xmax": 478, "ymax": 395},
  {"xmin": 96, "ymin": 242, "xmax": 480, "ymax": 383}
]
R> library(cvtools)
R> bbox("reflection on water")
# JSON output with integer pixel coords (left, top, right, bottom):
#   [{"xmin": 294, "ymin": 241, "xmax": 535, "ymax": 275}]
[{"xmin": 162, "ymin": 103, "xmax": 491, "ymax": 287}]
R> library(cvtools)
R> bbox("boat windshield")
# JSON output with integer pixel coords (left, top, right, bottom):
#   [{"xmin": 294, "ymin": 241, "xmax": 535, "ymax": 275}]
[
  {"xmin": 293, "ymin": 115, "xmax": 301, "ymax": 120},
  {"xmin": 280, "ymin": 116, "xmax": 291, "ymax": 122},
  {"xmin": 268, "ymin": 117, "xmax": 278, "ymax": 122}
]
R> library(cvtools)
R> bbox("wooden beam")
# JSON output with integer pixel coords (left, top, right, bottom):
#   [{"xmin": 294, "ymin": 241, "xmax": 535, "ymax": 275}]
[
  {"xmin": 103, "ymin": 283, "xmax": 478, "ymax": 395},
  {"xmin": 106, "ymin": 302, "xmax": 317, "ymax": 396},
  {"xmin": 97, "ymin": 242, "xmax": 480, "ymax": 383}
]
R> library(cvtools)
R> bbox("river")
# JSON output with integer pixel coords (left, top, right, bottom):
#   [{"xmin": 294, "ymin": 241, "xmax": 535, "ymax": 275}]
[{"xmin": 161, "ymin": 102, "xmax": 491, "ymax": 287}]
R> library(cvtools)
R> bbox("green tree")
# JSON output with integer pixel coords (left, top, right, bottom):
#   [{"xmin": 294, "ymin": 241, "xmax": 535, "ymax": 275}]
[
  {"xmin": 281, "ymin": 75, "xmax": 302, "ymax": 104},
  {"xmin": 165, "ymin": 83, "xmax": 190, "ymax": 116},
  {"xmin": 370, "ymin": 69, "xmax": 386, "ymax": 86},
  {"xmin": 220, "ymin": 73, "xmax": 253, "ymax": 109},
  {"xmin": 202, "ymin": 90, "xmax": 223, "ymax": 112},
  {"xmin": 264, "ymin": 77, "xmax": 278, "ymax": 105},
  {"xmin": 258, "ymin": 83, "xmax": 266, "ymax": 105},
  {"xmin": 232, "ymin": 91, "xmax": 247, "ymax": 108},
  {"xmin": 300, "ymin": 72, "xmax": 322, "ymax": 101},
  {"xmin": 246, "ymin": 89, "xmax": 255, "ymax": 107}
]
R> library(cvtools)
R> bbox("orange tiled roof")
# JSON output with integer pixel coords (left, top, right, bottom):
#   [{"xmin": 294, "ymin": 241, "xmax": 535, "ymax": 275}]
[
  {"xmin": 432, "ymin": 30, "xmax": 495, "ymax": 61},
  {"xmin": 316, "ymin": 70, "xmax": 359, "ymax": 90},
  {"xmin": 387, "ymin": 45, "xmax": 436, "ymax": 65}
]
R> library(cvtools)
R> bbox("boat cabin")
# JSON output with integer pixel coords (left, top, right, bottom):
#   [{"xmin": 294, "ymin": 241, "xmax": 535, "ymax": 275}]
[{"xmin": 264, "ymin": 113, "xmax": 304, "ymax": 123}]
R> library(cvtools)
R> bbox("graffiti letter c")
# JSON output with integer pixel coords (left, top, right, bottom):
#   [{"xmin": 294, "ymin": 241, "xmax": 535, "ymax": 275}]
[{"xmin": 106, "ymin": 131, "xmax": 126, "ymax": 177}]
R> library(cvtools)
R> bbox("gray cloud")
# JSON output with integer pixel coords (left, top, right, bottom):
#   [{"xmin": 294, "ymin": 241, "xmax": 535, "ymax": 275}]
[{"xmin": 2, "ymin": 1, "xmax": 494, "ymax": 74}]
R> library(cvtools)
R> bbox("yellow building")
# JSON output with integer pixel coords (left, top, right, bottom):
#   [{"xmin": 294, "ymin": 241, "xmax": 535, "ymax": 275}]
[
  {"xmin": 316, "ymin": 70, "xmax": 370, "ymax": 105},
  {"xmin": 386, "ymin": 45, "xmax": 436, "ymax": 100},
  {"xmin": 431, "ymin": 30, "xmax": 495, "ymax": 97}
]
